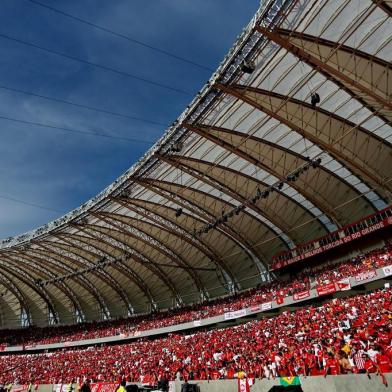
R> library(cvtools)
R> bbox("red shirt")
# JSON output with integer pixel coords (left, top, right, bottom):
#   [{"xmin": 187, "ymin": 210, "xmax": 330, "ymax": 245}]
[
  {"xmin": 211, "ymin": 370, "xmax": 220, "ymax": 380},
  {"xmin": 364, "ymin": 359, "xmax": 377, "ymax": 373},
  {"xmin": 376, "ymin": 354, "xmax": 391, "ymax": 373},
  {"xmin": 326, "ymin": 358, "xmax": 340, "ymax": 375}
]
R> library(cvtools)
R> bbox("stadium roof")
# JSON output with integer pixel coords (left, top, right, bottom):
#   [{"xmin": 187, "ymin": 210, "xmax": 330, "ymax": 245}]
[{"xmin": 0, "ymin": 0, "xmax": 391, "ymax": 327}]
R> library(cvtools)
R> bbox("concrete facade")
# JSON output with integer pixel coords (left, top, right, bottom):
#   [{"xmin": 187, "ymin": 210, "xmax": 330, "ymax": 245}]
[
  {"xmin": 174, "ymin": 374, "xmax": 392, "ymax": 392},
  {"xmin": 24, "ymin": 375, "xmax": 392, "ymax": 392}
]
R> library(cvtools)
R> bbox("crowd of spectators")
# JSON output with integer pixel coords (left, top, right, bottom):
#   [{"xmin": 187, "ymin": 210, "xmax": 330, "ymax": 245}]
[
  {"xmin": 0, "ymin": 245, "xmax": 390, "ymax": 347},
  {"xmin": 0, "ymin": 288, "xmax": 390, "ymax": 385}
]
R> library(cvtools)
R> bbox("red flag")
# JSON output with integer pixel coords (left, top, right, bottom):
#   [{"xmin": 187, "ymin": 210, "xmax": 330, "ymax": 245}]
[
  {"xmin": 237, "ymin": 379, "xmax": 253, "ymax": 392},
  {"xmin": 293, "ymin": 290, "xmax": 310, "ymax": 301},
  {"xmin": 316, "ymin": 282, "xmax": 337, "ymax": 296},
  {"xmin": 337, "ymin": 278, "xmax": 351, "ymax": 291},
  {"xmin": 276, "ymin": 297, "xmax": 284, "ymax": 305}
]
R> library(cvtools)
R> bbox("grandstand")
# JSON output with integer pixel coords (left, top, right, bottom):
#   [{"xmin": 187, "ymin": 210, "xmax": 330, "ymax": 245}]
[{"xmin": 0, "ymin": 0, "xmax": 391, "ymax": 391}]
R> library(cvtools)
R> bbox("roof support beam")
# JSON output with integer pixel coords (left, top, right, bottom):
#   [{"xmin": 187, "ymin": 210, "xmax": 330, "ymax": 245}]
[
  {"xmin": 27, "ymin": 245, "xmax": 133, "ymax": 313},
  {"xmin": 44, "ymin": 234, "xmax": 155, "ymax": 310},
  {"xmin": 184, "ymin": 122, "xmax": 342, "ymax": 226},
  {"xmin": 4, "ymin": 251, "xmax": 65, "ymax": 319},
  {"xmin": 67, "ymin": 226, "xmax": 183, "ymax": 307},
  {"xmin": 255, "ymin": 26, "xmax": 392, "ymax": 117},
  {"xmin": 92, "ymin": 212, "xmax": 207, "ymax": 299},
  {"xmin": 35, "ymin": 241, "xmax": 111, "ymax": 320},
  {"xmin": 53, "ymin": 231, "xmax": 176, "ymax": 308},
  {"xmin": 110, "ymin": 198, "xmax": 237, "ymax": 294},
  {"xmin": 137, "ymin": 178, "xmax": 268, "ymax": 279},
  {"xmin": 222, "ymin": 85, "xmax": 392, "ymax": 197},
  {"xmin": 60, "ymin": 225, "xmax": 135, "ymax": 314},
  {"xmin": 159, "ymin": 153, "xmax": 294, "ymax": 248},
  {"xmin": 371, "ymin": 0, "xmax": 392, "ymax": 17},
  {"xmin": 0, "ymin": 258, "xmax": 59, "ymax": 325},
  {"xmin": 122, "ymin": 195, "xmax": 250, "ymax": 290},
  {"xmin": 162, "ymin": 154, "xmax": 332, "ymax": 234},
  {"xmin": 0, "ymin": 273, "xmax": 31, "ymax": 326}
]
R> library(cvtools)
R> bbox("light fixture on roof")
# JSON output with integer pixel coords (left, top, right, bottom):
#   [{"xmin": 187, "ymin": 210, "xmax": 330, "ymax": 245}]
[
  {"xmin": 312, "ymin": 157, "xmax": 322, "ymax": 168},
  {"xmin": 171, "ymin": 142, "xmax": 183, "ymax": 153},
  {"xmin": 195, "ymin": 159, "xmax": 319, "ymax": 236},
  {"xmin": 310, "ymin": 92, "xmax": 320, "ymax": 107},
  {"xmin": 79, "ymin": 217, "xmax": 88, "ymax": 225},
  {"xmin": 119, "ymin": 190, "xmax": 130, "ymax": 198},
  {"xmin": 240, "ymin": 60, "xmax": 256, "ymax": 74}
]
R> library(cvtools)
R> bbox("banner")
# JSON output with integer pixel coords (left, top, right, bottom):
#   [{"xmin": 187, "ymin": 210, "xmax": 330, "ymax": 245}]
[
  {"xmin": 293, "ymin": 290, "xmax": 310, "ymax": 301},
  {"xmin": 316, "ymin": 282, "xmax": 336, "ymax": 296},
  {"xmin": 224, "ymin": 309, "xmax": 247, "ymax": 320},
  {"xmin": 11, "ymin": 384, "xmax": 39, "ymax": 392},
  {"xmin": 337, "ymin": 278, "xmax": 351, "ymax": 291},
  {"xmin": 90, "ymin": 383, "xmax": 117, "ymax": 392},
  {"xmin": 237, "ymin": 378, "xmax": 254, "ymax": 392},
  {"xmin": 261, "ymin": 302, "xmax": 272, "ymax": 311},
  {"xmin": 250, "ymin": 305, "xmax": 261, "ymax": 312},
  {"xmin": 382, "ymin": 264, "xmax": 392, "ymax": 277},
  {"xmin": 11, "ymin": 386, "xmax": 28, "ymax": 392},
  {"xmin": 193, "ymin": 320, "xmax": 201, "ymax": 327},
  {"xmin": 355, "ymin": 270, "xmax": 377, "ymax": 282},
  {"xmin": 271, "ymin": 214, "xmax": 392, "ymax": 270},
  {"xmin": 279, "ymin": 376, "xmax": 301, "ymax": 386},
  {"xmin": 53, "ymin": 385, "xmax": 70, "ymax": 392}
]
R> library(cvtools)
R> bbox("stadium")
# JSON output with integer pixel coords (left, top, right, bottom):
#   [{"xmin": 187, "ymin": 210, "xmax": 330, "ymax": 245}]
[{"xmin": 0, "ymin": 0, "xmax": 391, "ymax": 391}]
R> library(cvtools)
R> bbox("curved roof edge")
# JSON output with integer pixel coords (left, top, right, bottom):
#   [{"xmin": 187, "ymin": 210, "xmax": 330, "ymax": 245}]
[{"xmin": 0, "ymin": 0, "xmax": 280, "ymax": 250}]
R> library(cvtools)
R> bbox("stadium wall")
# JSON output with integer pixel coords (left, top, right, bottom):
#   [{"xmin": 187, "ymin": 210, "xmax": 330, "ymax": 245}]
[
  {"xmin": 25, "ymin": 375, "xmax": 392, "ymax": 392},
  {"xmin": 181, "ymin": 374, "xmax": 392, "ymax": 392}
]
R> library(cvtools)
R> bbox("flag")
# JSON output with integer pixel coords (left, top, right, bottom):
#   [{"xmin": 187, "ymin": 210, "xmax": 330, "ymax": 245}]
[
  {"xmin": 337, "ymin": 278, "xmax": 351, "ymax": 291},
  {"xmin": 279, "ymin": 376, "xmax": 301, "ymax": 386},
  {"xmin": 237, "ymin": 378, "xmax": 254, "ymax": 392},
  {"xmin": 276, "ymin": 297, "xmax": 284, "ymax": 305}
]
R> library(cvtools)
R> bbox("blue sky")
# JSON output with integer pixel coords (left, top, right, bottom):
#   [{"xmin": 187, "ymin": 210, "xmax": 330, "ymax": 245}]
[{"xmin": 0, "ymin": 0, "xmax": 258, "ymax": 238}]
